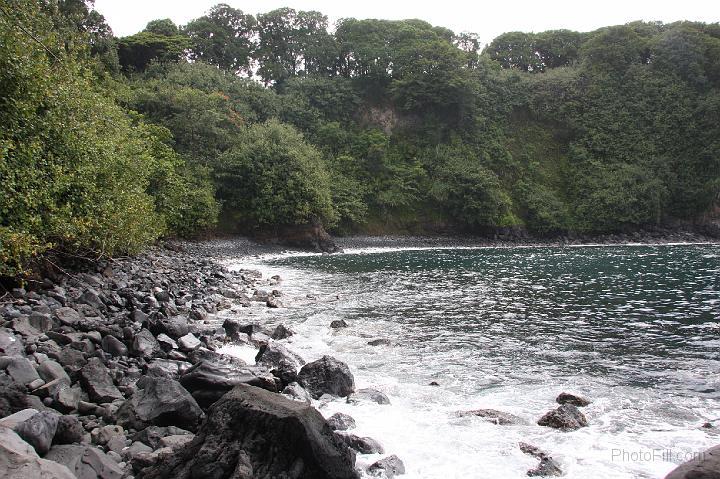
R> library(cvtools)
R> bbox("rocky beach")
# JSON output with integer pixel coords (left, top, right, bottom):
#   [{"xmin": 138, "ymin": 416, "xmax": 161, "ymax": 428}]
[{"xmin": 0, "ymin": 235, "xmax": 718, "ymax": 478}]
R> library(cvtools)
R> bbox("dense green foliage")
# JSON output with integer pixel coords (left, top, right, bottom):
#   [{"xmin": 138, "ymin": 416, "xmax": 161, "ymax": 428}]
[{"xmin": 2, "ymin": 1, "xmax": 719, "ymax": 275}]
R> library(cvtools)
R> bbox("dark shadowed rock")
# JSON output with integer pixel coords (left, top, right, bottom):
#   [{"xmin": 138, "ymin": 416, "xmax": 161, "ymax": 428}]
[
  {"xmin": 457, "ymin": 408, "xmax": 526, "ymax": 425},
  {"xmin": 330, "ymin": 320, "xmax": 348, "ymax": 329},
  {"xmin": 46, "ymin": 444, "xmax": 123, "ymax": 479},
  {"xmin": 337, "ymin": 432, "xmax": 384, "ymax": 454},
  {"xmin": 271, "ymin": 324, "xmax": 294, "ymax": 340},
  {"xmin": 537, "ymin": 404, "xmax": 588, "ymax": 431},
  {"xmin": 138, "ymin": 384, "xmax": 358, "ymax": 479},
  {"xmin": 132, "ymin": 425, "xmax": 192, "ymax": 450},
  {"xmin": 15, "ymin": 411, "xmax": 59, "ymax": 455},
  {"xmin": 255, "ymin": 219, "xmax": 342, "ymax": 253},
  {"xmin": 368, "ymin": 339, "xmax": 391, "ymax": 346},
  {"xmin": 520, "ymin": 442, "xmax": 563, "ymax": 477},
  {"xmin": 255, "ymin": 341, "xmax": 304, "ymax": 387},
  {"xmin": 556, "ymin": 392, "xmax": 591, "ymax": 407},
  {"xmin": 368, "ymin": 455, "xmax": 406, "ymax": 478},
  {"xmin": 297, "ymin": 355, "xmax": 355, "ymax": 399},
  {"xmin": 53, "ymin": 415, "xmax": 85, "ymax": 445},
  {"xmin": 80, "ymin": 357, "xmax": 123, "ymax": 403},
  {"xmin": 150, "ymin": 316, "xmax": 189, "ymax": 340},
  {"xmin": 347, "ymin": 388, "xmax": 390, "ymax": 405},
  {"xmin": 664, "ymin": 445, "xmax": 720, "ymax": 479},
  {"xmin": 0, "ymin": 428, "xmax": 76, "ymax": 479},
  {"xmin": 327, "ymin": 412, "xmax": 356, "ymax": 431},
  {"xmin": 101, "ymin": 335, "xmax": 128, "ymax": 357},
  {"xmin": 117, "ymin": 377, "xmax": 203, "ymax": 432}
]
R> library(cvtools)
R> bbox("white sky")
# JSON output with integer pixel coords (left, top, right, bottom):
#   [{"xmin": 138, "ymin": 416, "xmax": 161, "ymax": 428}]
[{"xmin": 95, "ymin": 0, "xmax": 719, "ymax": 45}]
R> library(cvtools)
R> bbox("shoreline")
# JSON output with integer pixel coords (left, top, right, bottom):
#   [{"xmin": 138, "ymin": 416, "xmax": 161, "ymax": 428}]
[{"xmin": 0, "ymin": 237, "xmax": 717, "ymax": 478}]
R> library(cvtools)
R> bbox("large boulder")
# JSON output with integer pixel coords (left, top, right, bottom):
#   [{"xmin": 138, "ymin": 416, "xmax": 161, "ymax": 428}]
[
  {"xmin": 555, "ymin": 392, "xmax": 590, "ymax": 407},
  {"xmin": 327, "ymin": 412, "xmax": 356, "ymax": 431},
  {"xmin": 80, "ymin": 357, "xmax": 123, "ymax": 403},
  {"xmin": 117, "ymin": 377, "xmax": 203, "ymax": 432},
  {"xmin": 297, "ymin": 356, "xmax": 355, "ymax": 399},
  {"xmin": 45, "ymin": 444, "xmax": 124, "ymax": 479},
  {"xmin": 138, "ymin": 384, "xmax": 359, "ymax": 479},
  {"xmin": 537, "ymin": 404, "xmax": 588, "ymax": 431},
  {"xmin": 0, "ymin": 427, "xmax": 76, "ymax": 479},
  {"xmin": 664, "ymin": 445, "xmax": 720, "ymax": 479},
  {"xmin": 4, "ymin": 358, "xmax": 41, "ymax": 386}
]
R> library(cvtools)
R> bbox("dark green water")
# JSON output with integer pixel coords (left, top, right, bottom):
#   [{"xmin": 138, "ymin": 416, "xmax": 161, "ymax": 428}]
[{"xmin": 243, "ymin": 244, "xmax": 720, "ymax": 478}]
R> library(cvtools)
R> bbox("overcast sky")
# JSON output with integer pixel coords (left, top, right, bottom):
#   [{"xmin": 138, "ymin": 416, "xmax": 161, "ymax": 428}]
[{"xmin": 95, "ymin": 0, "xmax": 719, "ymax": 45}]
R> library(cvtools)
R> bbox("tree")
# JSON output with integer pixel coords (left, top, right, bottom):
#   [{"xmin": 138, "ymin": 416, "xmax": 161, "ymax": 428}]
[
  {"xmin": 117, "ymin": 31, "xmax": 189, "ymax": 72},
  {"xmin": 215, "ymin": 120, "xmax": 336, "ymax": 227},
  {"xmin": 183, "ymin": 4, "xmax": 256, "ymax": 75}
]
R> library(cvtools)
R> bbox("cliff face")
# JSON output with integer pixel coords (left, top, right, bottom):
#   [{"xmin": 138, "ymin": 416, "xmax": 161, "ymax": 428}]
[{"xmin": 253, "ymin": 219, "xmax": 342, "ymax": 253}]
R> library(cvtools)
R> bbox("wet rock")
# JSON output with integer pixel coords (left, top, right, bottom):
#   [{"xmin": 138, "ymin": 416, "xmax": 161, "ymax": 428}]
[
  {"xmin": 297, "ymin": 355, "xmax": 355, "ymax": 399},
  {"xmin": 5, "ymin": 357, "xmax": 41, "ymax": 386},
  {"xmin": 15, "ymin": 410, "xmax": 59, "ymax": 455},
  {"xmin": 116, "ymin": 377, "xmax": 203, "ymax": 432},
  {"xmin": 555, "ymin": 392, "xmax": 590, "ymax": 407},
  {"xmin": 457, "ymin": 408, "xmax": 526, "ymax": 425},
  {"xmin": 132, "ymin": 329, "xmax": 161, "ymax": 358},
  {"xmin": 53, "ymin": 415, "xmax": 85, "ymax": 445},
  {"xmin": 337, "ymin": 432, "xmax": 384, "ymax": 454},
  {"xmin": 520, "ymin": 442, "xmax": 563, "ymax": 476},
  {"xmin": 266, "ymin": 296, "xmax": 282, "ymax": 308},
  {"xmin": 46, "ymin": 444, "xmax": 124, "ymax": 478},
  {"xmin": 80, "ymin": 357, "xmax": 123, "ymax": 403},
  {"xmin": 347, "ymin": 388, "xmax": 390, "ymax": 405},
  {"xmin": 150, "ymin": 316, "xmax": 189, "ymax": 340},
  {"xmin": 368, "ymin": 339, "xmax": 391, "ymax": 346},
  {"xmin": 537, "ymin": 404, "xmax": 588, "ymax": 431},
  {"xmin": 54, "ymin": 348, "xmax": 87, "ymax": 373},
  {"xmin": 79, "ymin": 290, "xmax": 106, "ymax": 311},
  {"xmin": 0, "ymin": 427, "xmax": 76, "ymax": 479},
  {"xmin": 327, "ymin": 412, "xmax": 356, "ymax": 431},
  {"xmin": 665, "ymin": 444, "xmax": 720, "ymax": 479},
  {"xmin": 368, "ymin": 454, "xmax": 406, "ymax": 478},
  {"xmin": 255, "ymin": 341, "xmax": 304, "ymax": 387},
  {"xmin": 139, "ymin": 383, "xmax": 359, "ymax": 479},
  {"xmin": 429, "ymin": 381, "xmax": 440, "ymax": 386},
  {"xmin": 222, "ymin": 319, "xmax": 251, "ymax": 341},
  {"xmin": 156, "ymin": 333, "xmax": 177, "ymax": 352},
  {"xmin": 271, "ymin": 324, "xmax": 294, "ymax": 340},
  {"xmin": 101, "ymin": 335, "xmax": 128, "ymax": 357},
  {"xmin": 282, "ymin": 382, "xmax": 313, "ymax": 403},
  {"xmin": 330, "ymin": 320, "xmax": 348, "ymax": 329}
]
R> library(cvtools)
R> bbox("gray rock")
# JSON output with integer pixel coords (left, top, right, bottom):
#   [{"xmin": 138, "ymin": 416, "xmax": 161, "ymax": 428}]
[
  {"xmin": 106, "ymin": 435, "xmax": 127, "ymax": 454},
  {"xmin": 150, "ymin": 316, "xmax": 189, "ymax": 340},
  {"xmin": 297, "ymin": 355, "xmax": 355, "ymax": 399},
  {"xmin": 368, "ymin": 339, "xmax": 391, "ymax": 346},
  {"xmin": 0, "ymin": 427, "xmax": 76, "ymax": 478},
  {"xmin": 368, "ymin": 455, "xmax": 406, "ymax": 478},
  {"xmin": 0, "ymin": 408, "xmax": 39, "ymax": 429},
  {"xmin": 37, "ymin": 359, "xmax": 71, "ymax": 385},
  {"xmin": 556, "ymin": 392, "xmax": 591, "ymax": 407},
  {"xmin": 5, "ymin": 357, "xmax": 41, "ymax": 386},
  {"xmin": 54, "ymin": 348, "xmax": 87, "ymax": 372},
  {"xmin": 132, "ymin": 329, "xmax": 161, "ymax": 358},
  {"xmin": 28, "ymin": 312, "xmax": 54, "ymax": 332},
  {"xmin": 528, "ymin": 457, "xmax": 563, "ymax": 477},
  {"xmin": 46, "ymin": 444, "xmax": 124, "ymax": 478},
  {"xmin": 457, "ymin": 408, "xmax": 526, "ymax": 425},
  {"xmin": 0, "ymin": 328, "xmax": 24, "ymax": 356},
  {"xmin": 101, "ymin": 335, "xmax": 128, "ymax": 357},
  {"xmin": 665, "ymin": 444, "xmax": 720, "ymax": 479},
  {"xmin": 177, "ymin": 333, "xmax": 201, "ymax": 352},
  {"xmin": 132, "ymin": 425, "xmax": 192, "ymax": 450},
  {"xmin": 91, "ymin": 425, "xmax": 124, "ymax": 446},
  {"xmin": 327, "ymin": 412, "xmax": 356, "ymax": 431},
  {"xmin": 80, "ymin": 357, "xmax": 123, "ymax": 403},
  {"xmin": 15, "ymin": 411, "xmax": 59, "ymax": 455},
  {"xmin": 537, "ymin": 404, "xmax": 588, "ymax": 431},
  {"xmin": 54, "ymin": 307, "xmax": 84, "ymax": 327},
  {"xmin": 138, "ymin": 383, "xmax": 359, "ymax": 479},
  {"xmin": 156, "ymin": 333, "xmax": 177, "ymax": 352},
  {"xmin": 337, "ymin": 433, "xmax": 384, "ymax": 454},
  {"xmin": 78, "ymin": 290, "xmax": 105, "ymax": 311},
  {"xmin": 116, "ymin": 377, "xmax": 203, "ymax": 432},
  {"xmin": 55, "ymin": 386, "xmax": 82, "ymax": 413},
  {"xmin": 347, "ymin": 388, "xmax": 390, "ymax": 405},
  {"xmin": 266, "ymin": 297, "xmax": 282, "ymax": 308},
  {"xmin": 159, "ymin": 434, "xmax": 194, "ymax": 450}
]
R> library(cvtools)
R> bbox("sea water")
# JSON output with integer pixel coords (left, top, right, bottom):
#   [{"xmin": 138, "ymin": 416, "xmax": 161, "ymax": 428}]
[{"xmin": 222, "ymin": 244, "xmax": 720, "ymax": 479}]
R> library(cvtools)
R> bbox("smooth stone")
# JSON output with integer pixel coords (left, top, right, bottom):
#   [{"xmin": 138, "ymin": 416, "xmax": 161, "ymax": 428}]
[
  {"xmin": 101, "ymin": 335, "xmax": 128, "ymax": 357},
  {"xmin": 45, "ymin": 444, "xmax": 124, "ymax": 479},
  {"xmin": 0, "ymin": 408, "xmax": 39, "ymax": 429},
  {"xmin": 0, "ymin": 427, "xmax": 76, "ymax": 478},
  {"xmin": 330, "ymin": 320, "xmax": 348, "ymax": 329},
  {"xmin": 15, "ymin": 411, "xmax": 59, "ymax": 455},
  {"xmin": 37, "ymin": 360, "xmax": 70, "ymax": 385},
  {"xmin": 5, "ymin": 357, "xmax": 41, "ymax": 386}
]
